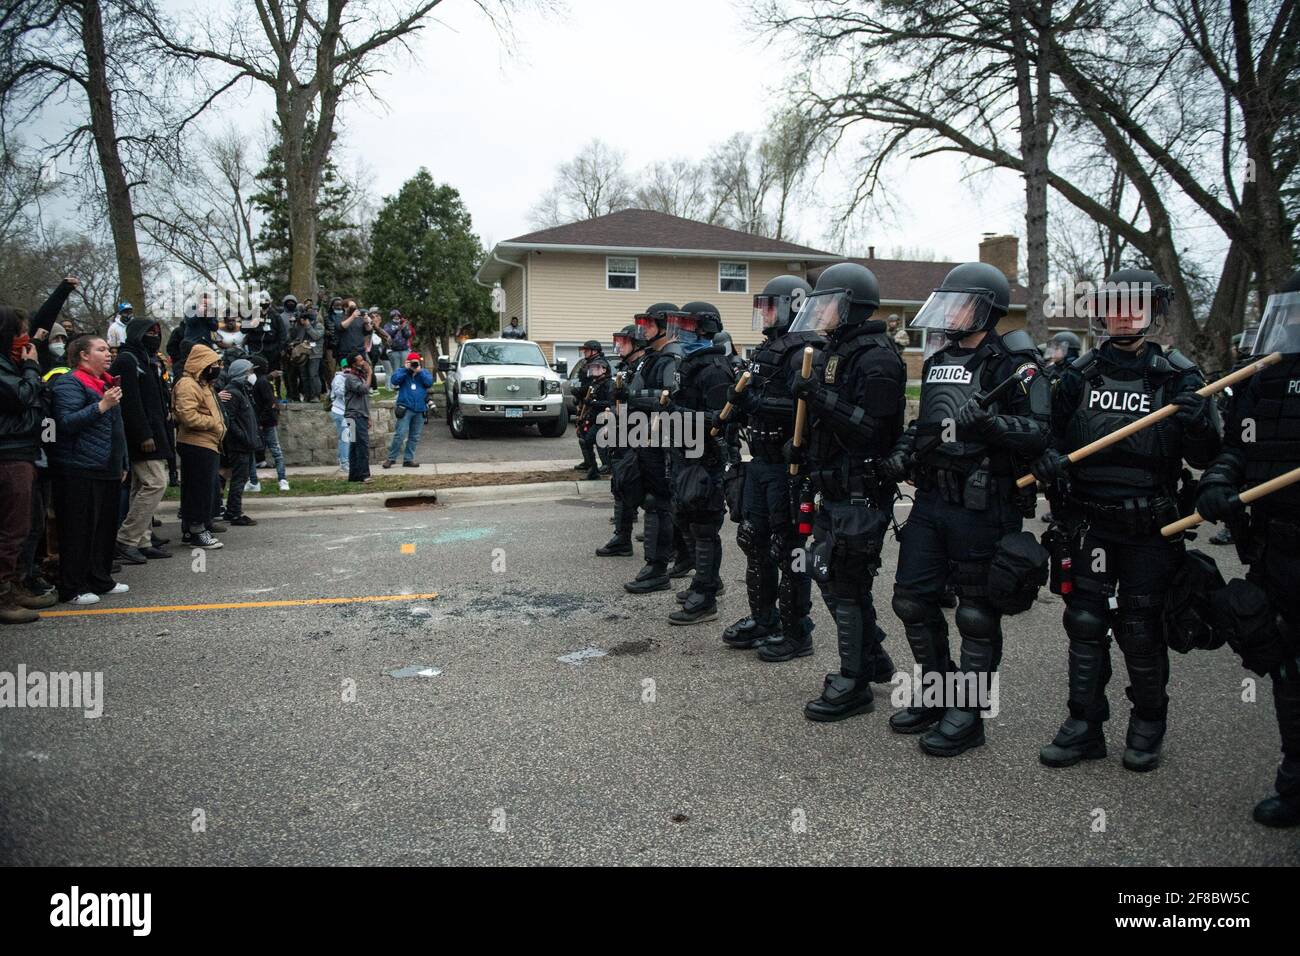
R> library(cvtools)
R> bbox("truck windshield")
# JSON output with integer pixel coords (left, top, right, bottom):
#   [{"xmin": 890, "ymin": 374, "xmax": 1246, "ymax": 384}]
[{"xmin": 460, "ymin": 342, "xmax": 547, "ymax": 367}]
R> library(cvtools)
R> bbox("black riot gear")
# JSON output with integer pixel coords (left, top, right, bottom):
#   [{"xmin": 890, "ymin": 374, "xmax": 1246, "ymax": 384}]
[
  {"xmin": 633, "ymin": 302, "xmax": 678, "ymax": 347},
  {"xmin": 1035, "ymin": 332, "xmax": 1220, "ymax": 772},
  {"xmin": 889, "ymin": 325, "xmax": 1050, "ymax": 750},
  {"xmin": 753, "ymin": 274, "xmax": 813, "ymax": 337},
  {"xmin": 789, "ymin": 262, "xmax": 880, "ymax": 335},
  {"xmin": 1089, "ymin": 267, "xmax": 1173, "ymax": 344},
  {"xmin": 788, "ymin": 303, "xmax": 906, "ymax": 717},
  {"xmin": 910, "ymin": 261, "xmax": 1010, "ymax": 342},
  {"xmin": 1196, "ymin": 274, "xmax": 1300, "ymax": 825}
]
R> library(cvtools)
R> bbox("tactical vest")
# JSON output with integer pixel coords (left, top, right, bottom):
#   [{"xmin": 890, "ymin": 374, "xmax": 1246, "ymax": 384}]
[
  {"xmin": 628, "ymin": 349, "xmax": 676, "ymax": 409},
  {"xmin": 1243, "ymin": 354, "xmax": 1300, "ymax": 513},
  {"xmin": 806, "ymin": 325, "xmax": 902, "ymax": 464},
  {"xmin": 749, "ymin": 330, "xmax": 823, "ymax": 457},
  {"xmin": 1065, "ymin": 348, "xmax": 1181, "ymax": 494},
  {"xmin": 676, "ymin": 348, "xmax": 728, "ymax": 412},
  {"xmin": 915, "ymin": 345, "xmax": 991, "ymax": 471}
]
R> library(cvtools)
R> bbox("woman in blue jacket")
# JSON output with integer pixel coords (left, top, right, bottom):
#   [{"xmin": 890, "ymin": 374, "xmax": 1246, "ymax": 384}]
[{"xmin": 50, "ymin": 335, "xmax": 130, "ymax": 605}]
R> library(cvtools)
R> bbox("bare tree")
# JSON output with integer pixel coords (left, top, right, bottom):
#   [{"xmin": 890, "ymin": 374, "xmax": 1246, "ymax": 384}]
[
  {"xmin": 0, "ymin": 0, "xmax": 177, "ymax": 309},
  {"xmin": 634, "ymin": 158, "xmax": 712, "ymax": 221},
  {"xmin": 143, "ymin": 0, "xmax": 528, "ymax": 300},
  {"xmin": 529, "ymin": 138, "xmax": 634, "ymax": 227}
]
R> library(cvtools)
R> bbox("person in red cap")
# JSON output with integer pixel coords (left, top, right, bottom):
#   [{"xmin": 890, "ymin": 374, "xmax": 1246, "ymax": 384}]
[{"xmin": 384, "ymin": 350, "xmax": 434, "ymax": 467}]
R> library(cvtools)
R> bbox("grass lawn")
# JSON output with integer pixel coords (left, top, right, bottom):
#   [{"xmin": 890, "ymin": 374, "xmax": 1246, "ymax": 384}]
[
  {"xmin": 161, "ymin": 469, "xmax": 583, "ymax": 500},
  {"xmin": 906, "ymin": 384, "xmax": 921, "ymax": 400}
]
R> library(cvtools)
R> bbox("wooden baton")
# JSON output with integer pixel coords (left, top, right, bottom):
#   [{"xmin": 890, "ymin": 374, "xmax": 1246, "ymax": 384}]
[
  {"xmin": 790, "ymin": 346, "xmax": 815, "ymax": 476},
  {"xmin": 711, "ymin": 371, "xmax": 753, "ymax": 436},
  {"xmin": 1161, "ymin": 464, "xmax": 1300, "ymax": 537}
]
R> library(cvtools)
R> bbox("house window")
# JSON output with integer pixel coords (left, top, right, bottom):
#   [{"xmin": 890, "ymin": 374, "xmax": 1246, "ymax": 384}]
[
  {"xmin": 606, "ymin": 257, "xmax": 638, "ymax": 291},
  {"xmin": 719, "ymin": 261, "xmax": 748, "ymax": 293}
]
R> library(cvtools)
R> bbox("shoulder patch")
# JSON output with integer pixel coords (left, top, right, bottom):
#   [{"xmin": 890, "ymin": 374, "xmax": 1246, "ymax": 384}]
[{"xmin": 824, "ymin": 355, "xmax": 840, "ymax": 384}]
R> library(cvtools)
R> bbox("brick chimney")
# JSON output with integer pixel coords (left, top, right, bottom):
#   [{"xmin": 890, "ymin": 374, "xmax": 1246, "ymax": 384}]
[{"xmin": 978, "ymin": 234, "xmax": 1019, "ymax": 282}]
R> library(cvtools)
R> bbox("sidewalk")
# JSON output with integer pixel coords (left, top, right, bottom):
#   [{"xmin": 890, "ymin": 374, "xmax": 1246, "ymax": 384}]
[{"xmin": 255, "ymin": 458, "xmax": 578, "ymax": 480}]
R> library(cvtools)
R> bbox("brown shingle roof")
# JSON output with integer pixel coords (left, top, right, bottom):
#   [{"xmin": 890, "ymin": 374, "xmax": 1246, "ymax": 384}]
[
  {"xmin": 810, "ymin": 257, "xmax": 1031, "ymax": 307},
  {"xmin": 503, "ymin": 209, "xmax": 839, "ymax": 258}
]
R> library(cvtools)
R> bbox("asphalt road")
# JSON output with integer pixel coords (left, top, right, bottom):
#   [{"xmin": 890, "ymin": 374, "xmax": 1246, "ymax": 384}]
[
  {"xmin": 410, "ymin": 416, "xmax": 579, "ymax": 465},
  {"xmin": 1, "ymin": 491, "xmax": 1296, "ymax": 866}
]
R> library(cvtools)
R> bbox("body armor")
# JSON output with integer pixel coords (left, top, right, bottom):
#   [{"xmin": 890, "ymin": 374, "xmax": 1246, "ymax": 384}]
[
  {"xmin": 1242, "ymin": 354, "xmax": 1300, "ymax": 515},
  {"xmin": 915, "ymin": 346, "xmax": 990, "ymax": 469},
  {"xmin": 747, "ymin": 329, "xmax": 823, "ymax": 462}
]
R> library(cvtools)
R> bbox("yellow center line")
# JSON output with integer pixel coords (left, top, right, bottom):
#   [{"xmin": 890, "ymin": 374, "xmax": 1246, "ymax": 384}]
[{"xmin": 40, "ymin": 592, "xmax": 439, "ymax": 618}]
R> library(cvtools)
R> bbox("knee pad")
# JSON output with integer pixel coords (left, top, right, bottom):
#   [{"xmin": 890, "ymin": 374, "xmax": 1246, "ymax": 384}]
[
  {"xmin": 1115, "ymin": 594, "xmax": 1164, "ymax": 657},
  {"xmin": 1063, "ymin": 604, "xmax": 1111, "ymax": 645},
  {"xmin": 892, "ymin": 587, "xmax": 939, "ymax": 626},
  {"xmin": 955, "ymin": 601, "xmax": 999, "ymax": 641},
  {"xmin": 736, "ymin": 520, "xmax": 761, "ymax": 557}
]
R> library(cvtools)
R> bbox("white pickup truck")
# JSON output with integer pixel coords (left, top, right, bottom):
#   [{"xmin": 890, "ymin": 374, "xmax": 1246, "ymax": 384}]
[{"xmin": 438, "ymin": 338, "xmax": 569, "ymax": 439}]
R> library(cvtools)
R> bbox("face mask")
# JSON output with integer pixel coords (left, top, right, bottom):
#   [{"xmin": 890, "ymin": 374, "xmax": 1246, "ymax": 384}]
[
  {"xmin": 50, "ymin": 342, "xmax": 66, "ymax": 358},
  {"xmin": 247, "ymin": 374, "xmax": 257, "ymax": 386},
  {"xmin": 143, "ymin": 334, "xmax": 161, "ymax": 352},
  {"xmin": 10, "ymin": 332, "xmax": 30, "ymax": 363}
]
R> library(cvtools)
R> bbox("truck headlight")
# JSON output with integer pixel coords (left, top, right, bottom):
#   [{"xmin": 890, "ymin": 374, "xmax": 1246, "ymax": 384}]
[
  {"xmin": 461, "ymin": 379, "xmax": 479, "ymax": 394},
  {"xmin": 545, "ymin": 380, "xmax": 561, "ymax": 394}
]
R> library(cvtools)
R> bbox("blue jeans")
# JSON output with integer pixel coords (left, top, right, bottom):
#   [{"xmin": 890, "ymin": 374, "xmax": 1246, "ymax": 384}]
[
  {"xmin": 330, "ymin": 411, "xmax": 349, "ymax": 469},
  {"xmin": 260, "ymin": 425, "xmax": 286, "ymax": 480},
  {"xmin": 387, "ymin": 407, "xmax": 425, "ymax": 463}
]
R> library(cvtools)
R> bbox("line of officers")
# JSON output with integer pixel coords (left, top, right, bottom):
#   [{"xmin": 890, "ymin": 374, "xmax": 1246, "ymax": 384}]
[{"xmin": 583, "ymin": 261, "xmax": 1300, "ymax": 831}]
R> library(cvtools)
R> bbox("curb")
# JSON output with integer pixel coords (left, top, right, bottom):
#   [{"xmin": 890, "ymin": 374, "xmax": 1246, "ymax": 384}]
[{"xmin": 237, "ymin": 478, "xmax": 612, "ymax": 516}]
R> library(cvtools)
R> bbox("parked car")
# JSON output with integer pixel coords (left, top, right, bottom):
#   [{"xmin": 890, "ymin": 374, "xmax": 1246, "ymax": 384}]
[{"xmin": 438, "ymin": 338, "xmax": 568, "ymax": 439}]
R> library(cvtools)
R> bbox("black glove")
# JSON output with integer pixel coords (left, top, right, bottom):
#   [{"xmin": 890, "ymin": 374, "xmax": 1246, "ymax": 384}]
[
  {"xmin": 878, "ymin": 446, "xmax": 910, "ymax": 483},
  {"xmin": 782, "ymin": 439, "xmax": 806, "ymax": 467},
  {"xmin": 727, "ymin": 385, "xmax": 757, "ymax": 413},
  {"xmin": 1195, "ymin": 482, "xmax": 1243, "ymax": 523},
  {"xmin": 1031, "ymin": 448, "xmax": 1070, "ymax": 484},
  {"xmin": 956, "ymin": 397, "xmax": 991, "ymax": 431},
  {"xmin": 1171, "ymin": 390, "xmax": 1212, "ymax": 432},
  {"xmin": 791, "ymin": 376, "xmax": 818, "ymax": 401}
]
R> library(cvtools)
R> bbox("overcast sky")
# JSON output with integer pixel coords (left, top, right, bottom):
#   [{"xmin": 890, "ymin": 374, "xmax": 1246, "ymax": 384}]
[{"xmin": 34, "ymin": 0, "xmax": 1226, "ymax": 275}]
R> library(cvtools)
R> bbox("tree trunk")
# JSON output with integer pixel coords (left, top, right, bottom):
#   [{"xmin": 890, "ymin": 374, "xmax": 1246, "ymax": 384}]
[
  {"xmin": 1009, "ymin": 1, "xmax": 1053, "ymax": 343},
  {"xmin": 80, "ymin": 0, "xmax": 145, "ymax": 310}
]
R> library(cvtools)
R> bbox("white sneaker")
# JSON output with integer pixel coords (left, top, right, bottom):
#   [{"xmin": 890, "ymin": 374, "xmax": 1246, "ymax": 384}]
[
  {"xmin": 279, "ymin": 479, "xmax": 290, "ymax": 491},
  {"xmin": 245, "ymin": 481, "xmax": 261, "ymax": 493},
  {"xmin": 105, "ymin": 583, "xmax": 129, "ymax": 595},
  {"xmin": 68, "ymin": 593, "xmax": 100, "ymax": 606}
]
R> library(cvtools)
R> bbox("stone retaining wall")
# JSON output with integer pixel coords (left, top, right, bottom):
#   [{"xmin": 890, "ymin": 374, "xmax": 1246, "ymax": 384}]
[{"xmin": 277, "ymin": 399, "xmax": 401, "ymax": 466}]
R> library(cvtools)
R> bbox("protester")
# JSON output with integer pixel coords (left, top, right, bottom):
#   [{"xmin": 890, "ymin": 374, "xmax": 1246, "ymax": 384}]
[
  {"xmin": 249, "ymin": 354, "xmax": 289, "ymax": 491},
  {"xmin": 109, "ymin": 317, "xmax": 173, "ymax": 564},
  {"xmin": 181, "ymin": 295, "xmax": 218, "ymax": 354},
  {"xmin": 0, "ymin": 305, "xmax": 53, "ymax": 624},
  {"xmin": 106, "ymin": 302, "xmax": 132, "ymax": 349},
  {"xmin": 384, "ymin": 310, "xmax": 412, "ymax": 356},
  {"xmin": 343, "ymin": 352, "xmax": 373, "ymax": 483},
  {"xmin": 337, "ymin": 300, "xmax": 367, "ymax": 362},
  {"xmin": 384, "ymin": 351, "xmax": 434, "ymax": 468},
  {"xmin": 215, "ymin": 313, "xmax": 245, "ymax": 354},
  {"xmin": 217, "ymin": 358, "xmax": 260, "ymax": 526},
  {"xmin": 49, "ymin": 335, "xmax": 130, "ymax": 605},
  {"xmin": 173, "ymin": 345, "xmax": 226, "ymax": 549},
  {"xmin": 301, "ymin": 306, "xmax": 324, "ymax": 399},
  {"xmin": 38, "ymin": 322, "xmax": 69, "ymax": 374},
  {"xmin": 247, "ymin": 295, "xmax": 288, "ymax": 398},
  {"xmin": 329, "ymin": 360, "xmax": 351, "ymax": 475},
  {"xmin": 502, "ymin": 317, "xmax": 526, "ymax": 339}
]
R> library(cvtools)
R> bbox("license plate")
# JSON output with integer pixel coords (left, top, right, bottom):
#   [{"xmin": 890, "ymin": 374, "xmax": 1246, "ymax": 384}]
[{"xmin": 504, "ymin": 407, "xmax": 523, "ymax": 419}]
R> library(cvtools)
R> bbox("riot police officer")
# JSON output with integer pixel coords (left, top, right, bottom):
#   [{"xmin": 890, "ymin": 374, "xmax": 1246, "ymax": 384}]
[
  {"xmin": 1032, "ymin": 268, "xmax": 1220, "ymax": 771},
  {"xmin": 577, "ymin": 355, "xmax": 613, "ymax": 480},
  {"xmin": 721, "ymin": 275, "xmax": 818, "ymax": 655},
  {"xmin": 882, "ymin": 262, "xmax": 1050, "ymax": 754},
  {"xmin": 784, "ymin": 263, "xmax": 906, "ymax": 718},
  {"xmin": 597, "ymin": 324, "xmax": 648, "ymax": 557},
  {"xmin": 1044, "ymin": 330, "xmax": 1082, "ymax": 383},
  {"xmin": 624, "ymin": 304, "xmax": 681, "ymax": 594},
  {"xmin": 663, "ymin": 302, "xmax": 736, "ymax": 625},
  {"xmin": 1195, "ymin": 269, "xmax": 1300, "ymax": 826},
  {"xmin": 573, "ymin": 340, "xmax": 607, "ymax": 475}
]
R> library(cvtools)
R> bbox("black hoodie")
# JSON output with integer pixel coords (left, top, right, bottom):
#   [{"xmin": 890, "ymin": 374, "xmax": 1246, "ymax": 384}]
[{"xmin": 109, "ymin": 316, "xmax": 172, "ymax": 463}]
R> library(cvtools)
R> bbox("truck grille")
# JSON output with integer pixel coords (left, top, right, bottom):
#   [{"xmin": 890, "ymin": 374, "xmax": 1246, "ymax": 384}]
[{"xmin": 481, "ymin": 376, "xmax": 544, "ymax": 400}]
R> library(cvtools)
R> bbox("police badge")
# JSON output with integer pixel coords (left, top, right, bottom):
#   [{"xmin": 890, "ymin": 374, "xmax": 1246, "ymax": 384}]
[{"xmin": 824, "ymin": 356, "xmax": 839, "ymax": 384}]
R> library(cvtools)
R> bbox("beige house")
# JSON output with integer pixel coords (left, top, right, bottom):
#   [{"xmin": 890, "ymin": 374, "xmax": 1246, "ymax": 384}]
[
  {"xmin": 476, "ymin": 209, "xmax": 1087, "ymax": 377},
  {"xmin": 475, "ymin": 209, "xmax": 842, "ymax": 369}
]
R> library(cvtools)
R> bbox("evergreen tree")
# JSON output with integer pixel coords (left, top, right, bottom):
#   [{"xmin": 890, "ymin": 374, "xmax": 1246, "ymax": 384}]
[{"xmin": 363, "ymin": 169, "xmax": 492, "ymax": 351}]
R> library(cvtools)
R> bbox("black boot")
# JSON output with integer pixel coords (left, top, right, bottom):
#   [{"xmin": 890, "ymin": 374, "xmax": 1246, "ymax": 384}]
[
  {"xmin": 803, "ymin": 602, "xmax": 874, "ymax": 721},
  {"xmin": 624, "ymin": 563, "xmax": 669, "ymax": 594},
  {"xmin": 1256, "ymin": 668, "xmax": 1300, "ymax": 826},
  {"xmin": 669, "ymin": 590, "xmax": 717, "ymax": 625},
  {"xmin": 596, "ymin": 535, "xmax": 633, "ymax": 556},
  {"xmin": 1041, "ymin": 638, "xmax": 1111, "ymax": 768},
  {"xmin": 889, "ymin": 608, "xmax": 950, "ymax": 735},
  {"xmin": 758, "ymin": 617, "xmax": 814, "ymax": 662},
  {"xmin": 1123, "ymin": 715, "xmax": 1167, "ymax": 772},
  {"xmin": 722, "ymin": 614, "xmax": 778, "ymax": 649},
  {"xmin": 1120, "ymin": 639, "xmax": 1169, "ymax": 772},
  {"xmin": 919, "ymin": 636, "xmax": 993, "ymax": 757},
  {"xmin": 668, "ymin": 553, "xmax": 694, "ymax": 578}
]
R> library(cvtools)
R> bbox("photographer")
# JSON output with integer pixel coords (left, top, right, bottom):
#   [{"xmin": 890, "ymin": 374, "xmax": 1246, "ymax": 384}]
[
  {"xmin": 343, "ymin": 352, "xmax": 374, "ymax": 483},
  {"xmin": 384, "ymin": 351, "xmax": 433, "ymax": 468}
]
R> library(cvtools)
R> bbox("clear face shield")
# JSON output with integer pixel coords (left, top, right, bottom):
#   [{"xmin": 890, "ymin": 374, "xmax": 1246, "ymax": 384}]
[
  {"xmin": 752, "ymin": 295, "xmax": 782, "ymax": 332},
  {"xmin": 909, "ymin": 289, "xmax": 994, "ymax": 338},
  {"xmin": 634, "ymin": 314, "xmax": 663, "ymax": 344},
  {"xmin": 1089, "ymin": 282, "xmax": 1167, "ymax": 339},
  {"xmin": 666, "ymin": 312, "xmax": 708, "ymax": 349},
  {"xmin": 787, "ymin": 290, "xmax": 850, "ymax": 334},
  {"xmin": 1251, "ymin": 291, "xmax": 1300, "ymax": 356},
  {"xmin": 922, "ymin": 330, "xmax": 948, "ymax": 360}
]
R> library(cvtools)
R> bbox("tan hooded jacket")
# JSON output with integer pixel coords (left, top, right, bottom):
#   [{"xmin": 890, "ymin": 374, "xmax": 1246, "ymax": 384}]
[{"xmin": 173, "ymin": 345, "xmax": 227, "ymax": 453}]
